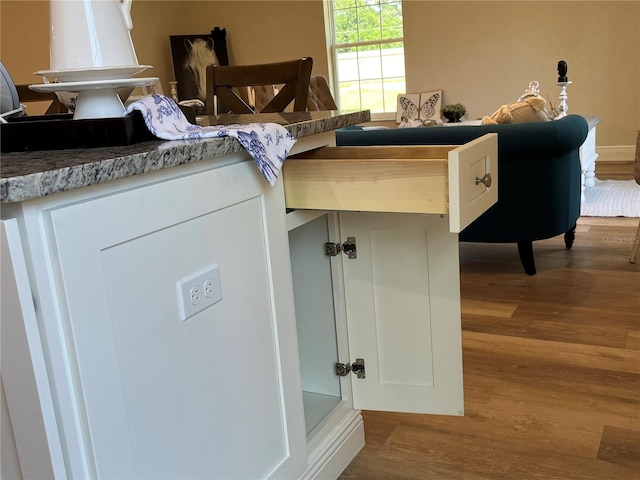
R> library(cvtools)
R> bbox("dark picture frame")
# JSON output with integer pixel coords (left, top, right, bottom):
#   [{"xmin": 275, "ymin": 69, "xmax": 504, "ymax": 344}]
[{"xmin": 169, "ymin": 28, "xmax": 229, "ymax": 103}]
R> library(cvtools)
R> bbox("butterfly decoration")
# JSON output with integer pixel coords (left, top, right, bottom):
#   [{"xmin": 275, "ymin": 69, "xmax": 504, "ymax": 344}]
[{"xmin": 396, "ymin": 90, "xmax": 442, "ymax": 128}]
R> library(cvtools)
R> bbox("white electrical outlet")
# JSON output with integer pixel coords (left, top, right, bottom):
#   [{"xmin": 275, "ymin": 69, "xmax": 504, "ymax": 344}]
[{"xmin": 176, "ymin": 264, "xmax": 223, "ymax": 321}]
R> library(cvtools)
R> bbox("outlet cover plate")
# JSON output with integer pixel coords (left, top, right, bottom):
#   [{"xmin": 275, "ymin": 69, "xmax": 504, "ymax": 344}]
[{"xmin": 176, "ymin": 264, "xmax": 222, "ymax": 321}]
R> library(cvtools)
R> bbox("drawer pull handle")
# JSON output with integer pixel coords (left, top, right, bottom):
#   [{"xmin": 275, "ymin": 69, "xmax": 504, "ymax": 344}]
[{"xmin": 475, "ymin": 173, "xmax": 492, "ymax": 188}]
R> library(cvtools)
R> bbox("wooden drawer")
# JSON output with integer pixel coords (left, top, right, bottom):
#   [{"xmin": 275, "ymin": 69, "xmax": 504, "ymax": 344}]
[{"xmin": 283, "ymin": 133, "xmax": 498, "ymax": 233}]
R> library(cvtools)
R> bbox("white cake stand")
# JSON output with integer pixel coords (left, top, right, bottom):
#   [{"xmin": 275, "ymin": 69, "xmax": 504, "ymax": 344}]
[
  {"xmin": 29, "ymin": 77, "xmax": 158, "ymax": 119},
  {"xmin": 35, "ymin": 65, "xmax": 152, "ymax": 83}
]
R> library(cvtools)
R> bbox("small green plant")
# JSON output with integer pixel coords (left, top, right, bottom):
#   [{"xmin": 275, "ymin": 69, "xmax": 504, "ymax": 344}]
[
  {"xmin": 442, "ymin": 103, "xmax": 466, "ymax": 122},
  {"xmin": 442, "ymin": 103, "xmax": 466, "ymax": 114}
]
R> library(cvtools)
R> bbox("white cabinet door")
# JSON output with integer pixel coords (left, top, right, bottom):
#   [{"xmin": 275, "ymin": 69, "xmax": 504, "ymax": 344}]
[
  {"xmin": 45, "ymin": 160, "xmax": 307, "ymax": 479},
  {"xmin": 339, "ymin": 212, "xmax": 464, "ymax": 416}
]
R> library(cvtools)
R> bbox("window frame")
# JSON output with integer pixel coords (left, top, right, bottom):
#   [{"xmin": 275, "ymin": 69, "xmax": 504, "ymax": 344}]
[{"xmin": 324, "ymin": 0, "xmax": 406, "ymax": 120}]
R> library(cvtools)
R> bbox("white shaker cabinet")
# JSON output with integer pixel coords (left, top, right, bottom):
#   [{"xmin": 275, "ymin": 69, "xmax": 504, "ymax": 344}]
[
  {"xmin": 288, "ymin": 211, "xmax": 466, "ymax": 479},
  {"xmin": 2, "ymin": 129, "xmax": 497, "ymax": 479},
  {"xmin": 3, "ymin": 156, "xmax": 308, "ymax": 479},
  {"xmin": 285, "ymin": 133, "xmax": 498, "ymax": 478}
]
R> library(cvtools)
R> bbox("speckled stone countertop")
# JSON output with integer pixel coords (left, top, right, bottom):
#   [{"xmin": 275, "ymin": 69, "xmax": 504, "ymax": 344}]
[{"xmin": 1, "ymin": 110, "xmax": 370, "ymax": 203}]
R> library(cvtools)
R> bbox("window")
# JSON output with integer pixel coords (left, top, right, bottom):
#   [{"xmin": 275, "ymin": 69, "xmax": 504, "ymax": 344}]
[{"xmin": 327, "ymin": 0, "xmax": 405, "ymax": 117}]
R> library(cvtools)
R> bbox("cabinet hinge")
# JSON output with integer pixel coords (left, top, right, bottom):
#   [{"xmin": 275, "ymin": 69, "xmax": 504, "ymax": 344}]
[
  {"xmin": 335, "ymin": 358, "xmax": 365, "ymax": 379},
  {"xmin": 325, "ymin": 237, "xmax": 357, "ymax": 259}
]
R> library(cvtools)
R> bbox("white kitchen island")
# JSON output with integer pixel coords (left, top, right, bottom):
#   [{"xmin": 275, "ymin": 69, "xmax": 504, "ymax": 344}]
[{"xmin": 1, "ymin": 110, "xmax": 497, "ymax": 480}]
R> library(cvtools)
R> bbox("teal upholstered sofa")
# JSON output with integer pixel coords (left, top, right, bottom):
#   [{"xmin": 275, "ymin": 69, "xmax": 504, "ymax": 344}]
[{"xmin": 335, "ymin": 115, "xmax": 589, "ymax": 275}]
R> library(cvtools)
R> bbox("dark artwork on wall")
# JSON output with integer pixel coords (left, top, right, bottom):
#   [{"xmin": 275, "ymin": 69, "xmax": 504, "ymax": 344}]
[{"xmin": 169, "ymin": 27, "xmax": 229, "ymax": 103}]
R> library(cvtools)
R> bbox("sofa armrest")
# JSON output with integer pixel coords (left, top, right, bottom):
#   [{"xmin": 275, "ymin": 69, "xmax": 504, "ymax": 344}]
[{"xmin": 336, "ymin": 115, "xmax": 589, "ymax": 160}]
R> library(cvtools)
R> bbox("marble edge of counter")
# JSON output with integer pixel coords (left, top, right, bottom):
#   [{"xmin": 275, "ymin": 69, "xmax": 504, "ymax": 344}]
[{"xmin": 1, "ymin": 110, "xmax": 370, "ymax": 203}]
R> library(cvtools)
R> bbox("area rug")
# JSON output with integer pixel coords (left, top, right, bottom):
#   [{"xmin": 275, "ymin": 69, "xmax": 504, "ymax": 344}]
[{"xmin": 581, "ymin": 179, "xmax": 640, "ymax": 217}]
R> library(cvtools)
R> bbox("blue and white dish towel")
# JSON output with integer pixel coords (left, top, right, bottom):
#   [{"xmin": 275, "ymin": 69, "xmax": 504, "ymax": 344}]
[{"xmin": 125, "ymin": 94, "xmax": 296, "ymax": 186}]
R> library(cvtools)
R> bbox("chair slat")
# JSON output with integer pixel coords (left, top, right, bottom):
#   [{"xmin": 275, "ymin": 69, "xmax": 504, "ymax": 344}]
[{"xmin": 206, "ymin": 57, "xmax": 313, "ymax": 115}]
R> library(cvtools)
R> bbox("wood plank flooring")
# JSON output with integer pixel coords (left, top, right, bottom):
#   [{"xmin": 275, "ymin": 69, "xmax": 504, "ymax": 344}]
[
  {"xmin": 339, "ymin": 217, "xmax": 640, "ymax": 480},
  {"xmin": 597, "ymin": 161, "xmax": 635, "ymax": 180}
]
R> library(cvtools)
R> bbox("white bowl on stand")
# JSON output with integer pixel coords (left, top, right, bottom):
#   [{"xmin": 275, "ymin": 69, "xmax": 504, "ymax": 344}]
[{"xmin": 29, "ymin": 77, "xmax": 158, "ymax": 119}]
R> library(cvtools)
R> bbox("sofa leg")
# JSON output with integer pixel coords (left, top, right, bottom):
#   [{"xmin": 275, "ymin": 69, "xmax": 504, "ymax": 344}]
[
  {"xmin": 517, "ymin": 241, "xmax": 536, "ymax": 275},
  {"xmin": 564, "ymin": 224, "xmax": 576, "ymax": 249},
  {"xmin": 630, "ymin": 219, "xmax": 640, "ymax": 263}
]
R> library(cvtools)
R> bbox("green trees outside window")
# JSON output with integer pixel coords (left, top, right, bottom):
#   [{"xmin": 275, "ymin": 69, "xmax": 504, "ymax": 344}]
[{"xmin": 330, "ymin": 0, "xmax": 406, "ymax": 115}]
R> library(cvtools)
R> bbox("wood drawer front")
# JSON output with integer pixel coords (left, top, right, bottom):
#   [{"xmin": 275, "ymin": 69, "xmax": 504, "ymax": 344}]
[
  {"xmin": 283, "ymin": 133, "xmax": 497, "ymax": 232},
  {"xmin": 448, "ymin": 133, "xmax": 498, "ymax": 233}
]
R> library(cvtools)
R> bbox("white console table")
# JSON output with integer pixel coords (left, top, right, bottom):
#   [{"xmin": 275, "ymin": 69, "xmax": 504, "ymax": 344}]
[{"xmin": 580, "ymin": 116, "xmax": 601, "ymax": 202}]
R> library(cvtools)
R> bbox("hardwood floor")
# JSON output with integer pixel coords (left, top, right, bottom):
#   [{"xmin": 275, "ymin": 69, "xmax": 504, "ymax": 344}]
[
  {"xmin": 339, "ymin": 217, "xmax": 640, "ymax": 480},
  {"xmin": 597, "ymin": 161, "xmax": 635, "ymax": 181}
]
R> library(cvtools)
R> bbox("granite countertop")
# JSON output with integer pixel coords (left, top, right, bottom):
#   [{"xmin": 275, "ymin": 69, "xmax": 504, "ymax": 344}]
[{"xmin": 1, "ymin": 110, "xmax": 370, "ymax": 203}]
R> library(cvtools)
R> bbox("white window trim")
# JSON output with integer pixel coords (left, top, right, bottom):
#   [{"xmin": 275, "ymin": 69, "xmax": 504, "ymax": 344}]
[{"xmin": 324, "ymin": 0, "xmax": 405, "ymax": 120}]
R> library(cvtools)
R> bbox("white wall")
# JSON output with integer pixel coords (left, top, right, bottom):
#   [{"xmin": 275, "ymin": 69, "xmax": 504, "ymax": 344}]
[{"xmin": 1, "ymin": 0, "xmax": 638, "ymax": 146}]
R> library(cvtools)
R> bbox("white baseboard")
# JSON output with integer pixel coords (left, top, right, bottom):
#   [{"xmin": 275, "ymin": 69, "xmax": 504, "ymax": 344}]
[
  {"xmin": 302, "ymin": 409, "xmax": 365, "ymax": 480},
  {"xmin": 597, "ymin": 145, "xmax": 635, "ymax": 163}
]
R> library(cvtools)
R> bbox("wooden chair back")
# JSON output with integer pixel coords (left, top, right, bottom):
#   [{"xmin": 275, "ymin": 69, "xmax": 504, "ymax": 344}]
[
  {"xmin": 205, "ymin": 57, "xmax": 313, "ymax": 115},
  {"xmin": 307, "ymin": 75, "xmax": 338, "ymax": 111},
  {"xmin": 15, "ymin": 85, "xmax": 68, "ymax": 114}
]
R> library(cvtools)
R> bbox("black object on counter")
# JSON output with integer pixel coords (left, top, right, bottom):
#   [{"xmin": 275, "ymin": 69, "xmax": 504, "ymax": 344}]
[{"xmin": 1, "ymin": 110, "xmax": 157, "ymax": 153}]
